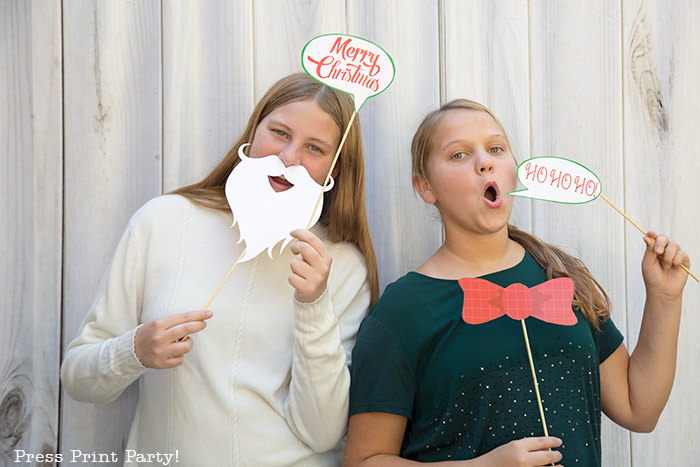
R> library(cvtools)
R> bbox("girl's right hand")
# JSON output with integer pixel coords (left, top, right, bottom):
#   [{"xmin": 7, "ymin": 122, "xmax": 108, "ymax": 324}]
[
  {"xmin": 479, "ymin": 436, "xmax": 563, "ymax": 466},
  {"xmin": 134, "ymin": 310, "xmax": 213, "ymax": 369}
]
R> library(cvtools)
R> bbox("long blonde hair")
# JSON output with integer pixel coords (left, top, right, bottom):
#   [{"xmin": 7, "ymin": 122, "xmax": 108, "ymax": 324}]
[
  {"xmin": 170, "ymin": 73, "xmax": 379, "ymax": 304},
  {"xmin": 411, "ymin": 99, "xmax": 610, "ymax": 327}
]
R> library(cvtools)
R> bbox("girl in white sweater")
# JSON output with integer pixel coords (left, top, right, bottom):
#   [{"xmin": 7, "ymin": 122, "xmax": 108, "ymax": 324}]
[{"xmin": 61, "ymin": 73, "xmax": 378, "ymax": 466}]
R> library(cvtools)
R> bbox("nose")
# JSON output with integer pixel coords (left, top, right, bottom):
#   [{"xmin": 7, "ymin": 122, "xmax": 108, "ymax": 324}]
[
  {"xmin": 278, "ymin": 143, "xmax": 302, "ymax": 167},
  {"xmin": 475, "ymin": 151, "xmax": 494, "ymax": 174}
]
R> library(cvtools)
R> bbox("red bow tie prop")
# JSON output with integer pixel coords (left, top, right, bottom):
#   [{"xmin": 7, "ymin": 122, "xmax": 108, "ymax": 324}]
[{"xmin": 458, "ymin": 277, "xmax": 577, "ymax": 326}]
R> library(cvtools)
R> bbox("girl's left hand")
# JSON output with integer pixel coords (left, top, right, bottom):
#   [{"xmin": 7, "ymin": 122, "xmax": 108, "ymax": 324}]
[
  {"xmin": 642, "ymin": 231, "xmax": 690, "ymax": 298},
  {"xmin": 288, "ymin": 228, "xmax": 332, "ymax": 303}
]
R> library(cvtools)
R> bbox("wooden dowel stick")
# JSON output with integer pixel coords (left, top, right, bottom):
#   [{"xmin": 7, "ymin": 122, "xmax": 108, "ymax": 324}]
[
  {"xmin": 599, "ymin": 193, "xmax": 648, "ymax": 237},
  {"xmin": 306, "ymin": 111, "xmax": 357, "ymax": 229},
  {"xmin": 599, "ymin": 194, "xmax": 698, "ymax": 282},
  {"xmin": 203, "ymin": 247, "xmax": 247, "ymax": 309},
  {"xmin": 521, "ymin": 320, "xmax": 550, "ymax": 437}
]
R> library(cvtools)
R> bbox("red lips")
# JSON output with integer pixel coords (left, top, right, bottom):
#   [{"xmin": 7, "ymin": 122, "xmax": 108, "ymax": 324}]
[{"xmin": 268, "ymin": 175, "xmax": 294, "ymax": 192}]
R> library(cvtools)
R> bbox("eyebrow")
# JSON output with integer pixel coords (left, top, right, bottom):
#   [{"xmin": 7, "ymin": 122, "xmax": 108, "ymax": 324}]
[{"xmin": 438, "ymin": 133, "xmax": 506, "ymax": 152}]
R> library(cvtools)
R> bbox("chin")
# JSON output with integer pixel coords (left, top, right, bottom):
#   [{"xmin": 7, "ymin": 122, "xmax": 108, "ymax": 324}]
[{"xmin": 481, "ymin": 218, "xmax": 511, "ymax": 235}]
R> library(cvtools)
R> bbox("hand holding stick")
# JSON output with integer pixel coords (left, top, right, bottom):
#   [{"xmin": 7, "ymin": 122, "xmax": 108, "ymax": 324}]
[{"xmin": 600, "ymin": 194, "xmax": 697, "ymax": 282}]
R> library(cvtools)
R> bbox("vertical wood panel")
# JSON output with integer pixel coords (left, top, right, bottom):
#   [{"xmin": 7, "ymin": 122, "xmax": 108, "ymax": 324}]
[
  {"xmin": 1, "ymin": 1, "xmax": 38, "ymax": 462},
  {"xmin": 253, "ymin": 0, "xmax": 346, "ymax": 99},
  {"xmin": 347, "ymin": 0, "xmax": 443, "ymax": 290},
  {"xmin": 60, "ymin": 0, "xmax": 162, "ymax": 458},
  {"xmin": 623, "ymin": 0, "xmax": 700, "ymax": 464},
  {"xmin": 528, "ymin": 2, "xmax": 630, "ymax": 465},
  {"xmin": 1, "ymin": 1, "xmax": 62, "ymax": 464},
  {"xmin": 162, "ymin": 0, "xmax": 255, "ymax": 191},
  {"xmin": 441, "ymin": 0, "xmax": 532, "ymax": 232},
  {"xmin": 27, "ymin": 0, "xmax": 63, "ymax": 461}
]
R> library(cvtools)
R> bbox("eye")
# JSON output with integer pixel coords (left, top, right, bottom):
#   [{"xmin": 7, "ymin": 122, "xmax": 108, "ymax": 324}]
[
  {"xmin": 488, "ymin": 146, "xmax": 505, "ymax": 154},
  {"xmin": 451, "ymin": 151, "xmax": 468, "ymax": 160},
  {"xmin": 308, "ymin": 144, "xmax": 324, "ymax": 154},
  {"xmin": 273, "ymin": 129, "xmax": 288, "ymax": 138}
]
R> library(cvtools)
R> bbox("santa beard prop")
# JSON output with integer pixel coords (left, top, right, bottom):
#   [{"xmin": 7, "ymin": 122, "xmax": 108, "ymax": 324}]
[{"xmin": 225, "ymin": 144, "xmax": 334, "ymax": 262}]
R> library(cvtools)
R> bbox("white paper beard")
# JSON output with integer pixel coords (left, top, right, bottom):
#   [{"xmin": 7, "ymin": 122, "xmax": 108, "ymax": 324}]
[{"xmin": 225, "ymin": 144, "xmax": 334, "ymax": 262}]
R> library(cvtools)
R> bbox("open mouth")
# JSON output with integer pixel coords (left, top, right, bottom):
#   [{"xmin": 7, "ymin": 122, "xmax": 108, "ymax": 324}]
[
  {"xmin": 482, "ymin": 182, "xmax": 502, "ymax": 207},
  {"xmin": 268, "ymin": 175, "xmax": 294, "ymax": 192},
  {"xmin": 484, "ymin": 185, "xmax": 497, "ymax": 202}
]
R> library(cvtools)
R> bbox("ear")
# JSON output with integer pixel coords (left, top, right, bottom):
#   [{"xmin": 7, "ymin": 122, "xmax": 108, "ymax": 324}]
[
  {"xmin": 330, "ymin": 163, "xmax": 340, "ymax": 180},
  {"xmin": 413, "ymin": 173, "xmax": 437, "ymax": 205}
]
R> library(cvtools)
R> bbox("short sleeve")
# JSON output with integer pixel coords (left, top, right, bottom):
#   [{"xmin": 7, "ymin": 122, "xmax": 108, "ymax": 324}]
[
  {"xmin": 349, "ymin": 315, "xmax": 416, "ymax": 418},
  {"xmin": 596, "ymin": 316, "xmax": 624, "ymax": 363}
]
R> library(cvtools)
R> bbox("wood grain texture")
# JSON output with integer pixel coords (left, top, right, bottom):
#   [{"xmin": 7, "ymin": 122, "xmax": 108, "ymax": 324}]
[
  {"xmin": 0, "ymin": 1, "xmax": 62, "ymax": 464},
  {"xmin": 623, "ymin": 0, "xmax": 700, "ymax": 464},
  {"xmin": 528, "ymin": 2, "xmax": 630, "ymax": 464},
  {"xmin": 162, "ymin": 0, "xmax": 255, "ymax": 191},
  {"xmin": 26, "ymin": 1, "xmax": 63, "ymax": 462},
  {"xmin": 253, "ymin": 0, "xmax": 346, "ymax": 98},
  {"xmin": 60, "ymin": 0, "xmax": 162, "ymax": 459}
]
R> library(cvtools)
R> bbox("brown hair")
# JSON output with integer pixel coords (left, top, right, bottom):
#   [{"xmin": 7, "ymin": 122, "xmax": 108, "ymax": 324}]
[
  {"xmin": 411, "ymin": 99, "xmax": 610, "ymax": 327},
  {"xmin": 170, "ymin": 73, "xmax": 379, "ymax": 304}
]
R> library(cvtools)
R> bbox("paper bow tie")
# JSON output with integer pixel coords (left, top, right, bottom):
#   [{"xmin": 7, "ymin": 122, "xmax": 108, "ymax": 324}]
[{"xmin": 458, "ymin": 277, "xmax": 577, "ymax": 326}]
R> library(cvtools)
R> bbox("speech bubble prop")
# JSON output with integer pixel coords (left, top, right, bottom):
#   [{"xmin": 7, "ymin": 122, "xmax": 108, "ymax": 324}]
[
  {"xmin": 509, "ymin": 156, "xmax": 699, "ymax": 283},
  {"xmin": 302, "ymin": 33, "xmax": 395, "ymax": 112},
  {"xmin": 509, "ymin": 156, "xmax": 601, "ymax": 204}
]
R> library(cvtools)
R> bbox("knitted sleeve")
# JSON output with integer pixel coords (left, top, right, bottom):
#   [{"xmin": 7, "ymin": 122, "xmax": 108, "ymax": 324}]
[
  {"xmin": 60, "ymin": 214, "xmax": 148, "ymax": 403},
  {"xmin": 283, "ymin": 241, "xmax": 370, "ymax": 452}
]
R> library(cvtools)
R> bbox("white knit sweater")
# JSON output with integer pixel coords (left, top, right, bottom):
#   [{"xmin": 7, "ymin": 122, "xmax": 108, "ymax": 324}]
[{"xmin": 61, "ymin": 195, "xmax": 371, "ymax": 466}]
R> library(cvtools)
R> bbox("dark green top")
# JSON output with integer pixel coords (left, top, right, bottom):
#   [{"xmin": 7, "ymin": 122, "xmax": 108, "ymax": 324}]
[{"xmin": 350, "ymin": 251, "xmax": 623, "ymax": 465}]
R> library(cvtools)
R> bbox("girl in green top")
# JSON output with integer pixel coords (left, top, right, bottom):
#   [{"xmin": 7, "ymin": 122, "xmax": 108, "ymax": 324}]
[{"xmin": 344, "ymin": 99, "xmax": 690, "ymax": 466}]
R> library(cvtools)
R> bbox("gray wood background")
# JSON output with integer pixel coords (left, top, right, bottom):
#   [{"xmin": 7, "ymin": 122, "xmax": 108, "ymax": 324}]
[{"xmin": 2, "ymin": 1, "xmax": 698, "ymax": 465}]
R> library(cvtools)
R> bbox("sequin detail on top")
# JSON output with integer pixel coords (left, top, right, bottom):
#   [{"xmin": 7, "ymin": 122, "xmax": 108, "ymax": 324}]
[{"xmin": 404, "ymin": 346, "xmax": 601, "ymax": 464}]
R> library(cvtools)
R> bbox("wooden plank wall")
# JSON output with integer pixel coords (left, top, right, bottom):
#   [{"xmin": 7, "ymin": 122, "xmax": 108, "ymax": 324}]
[
  {"xmin": 1, "ymin": 1, "xmax": 63, "ymax": 464},
  {"xmin": 1, "ymin": 1, "xmax": 698, "ymax": 465}
]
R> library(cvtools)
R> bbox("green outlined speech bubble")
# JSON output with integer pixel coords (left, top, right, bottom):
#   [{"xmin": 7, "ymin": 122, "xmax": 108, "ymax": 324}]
[
  {"xmin": 509, "ymin": 156, "xmax": 601, "ymax": 204},
  {"xmin": 302, "ymin": 33, "xmax": 395, "ymax": 112}
]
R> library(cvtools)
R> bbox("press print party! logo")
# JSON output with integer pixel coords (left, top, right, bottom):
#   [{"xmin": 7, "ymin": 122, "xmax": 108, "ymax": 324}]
[
  {"xmin": 13, "ymin": 449, "xmax": 179, "ymax": 465},
  {"xmin": 302, "ymin": 34, "xmax": 395, "ymax": 111}
]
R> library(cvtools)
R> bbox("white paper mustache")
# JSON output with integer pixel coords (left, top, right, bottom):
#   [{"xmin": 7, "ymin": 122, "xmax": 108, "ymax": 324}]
[
  {"xmin": 224, "ymin": 143, "xmax": 334, "ymax": 262},
  {"xmin": 235, "ymin": 144, "xmax": 335, "ymax": 191}
]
